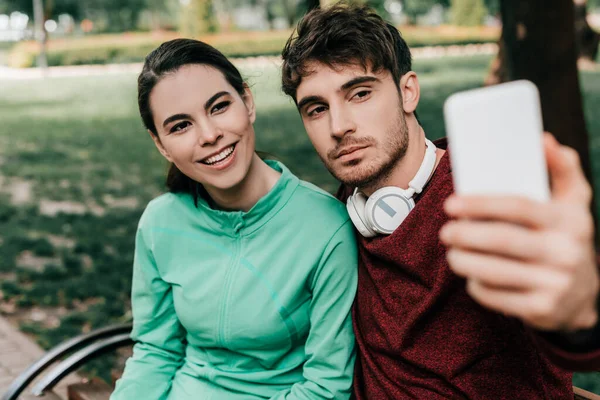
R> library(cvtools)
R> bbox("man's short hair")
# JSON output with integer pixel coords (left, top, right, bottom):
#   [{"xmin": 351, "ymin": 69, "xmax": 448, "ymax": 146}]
[{"xmin": 281, "ymin": 3, "xmax": 413, "ymax": 101}]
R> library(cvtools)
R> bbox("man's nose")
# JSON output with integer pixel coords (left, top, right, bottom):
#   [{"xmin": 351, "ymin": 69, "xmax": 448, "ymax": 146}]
[{"xmin": 330, "ymin": 104, "xmax": 356, "ymax": 139}]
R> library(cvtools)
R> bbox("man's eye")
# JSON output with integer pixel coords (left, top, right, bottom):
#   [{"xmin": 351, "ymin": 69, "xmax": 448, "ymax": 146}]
[
  {"xmin": 353, "ymin": 90, "xmax": 371, "ymax": 100},
  {"xmin": 211, "ymin": 101, "xmax": 230, "ymax": 114},
  {"xmin": 170, "ymin": 121, "xmax": 190, "ymax": 134},
  {"xmin": 308, "ymin": 105, "xmax": 327, "ymax": 117}
]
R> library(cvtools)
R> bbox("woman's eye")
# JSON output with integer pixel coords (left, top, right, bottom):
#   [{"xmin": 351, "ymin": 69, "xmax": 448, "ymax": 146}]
[
  {"xmin": 170, "ymin": 121, "xmax": 190, "ymax": 134},
  {"xmin": 211, "ymin": 101, "xmax": 230, "ymax": 114}
]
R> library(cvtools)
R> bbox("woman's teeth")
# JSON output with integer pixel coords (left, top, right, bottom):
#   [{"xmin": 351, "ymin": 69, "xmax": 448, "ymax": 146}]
[{"xmin": 202, "ymin": 145, "xmax": 235, "ymax": 165}]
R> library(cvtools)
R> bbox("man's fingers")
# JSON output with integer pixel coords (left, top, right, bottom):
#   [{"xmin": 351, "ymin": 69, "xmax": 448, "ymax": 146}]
[
  {"xmin": 444, "ymin": 195, "xmax": 551, "ymax": 229},
  {"xmin": 466, "ymin": 279, "xmax": 598, "ymax": 330},
  {"xmin": 447, "ymin": 249, "xmax": 569, "ymax": 290},
  {"xmin": 440, "ymin": 220, "xmax": 584, "ymax": 266},
  {"xmin": 544, "ymin": 133, "xmax": 593, "ymax": 206}
]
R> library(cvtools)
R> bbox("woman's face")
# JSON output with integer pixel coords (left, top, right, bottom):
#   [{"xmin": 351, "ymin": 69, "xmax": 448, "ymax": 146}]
[{"xmin": 149, "ymin": 64, "xmax": 256, "ymax": 193}]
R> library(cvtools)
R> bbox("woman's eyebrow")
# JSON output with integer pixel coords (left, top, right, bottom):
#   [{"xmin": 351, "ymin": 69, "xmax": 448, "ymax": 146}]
[
  {"xmin": 163, "ymin": 113, "xmax": 191, "ymax": 128},
  {"xmin": 204, "ymin": 91, "xmax": 230, "ymax": 110}
]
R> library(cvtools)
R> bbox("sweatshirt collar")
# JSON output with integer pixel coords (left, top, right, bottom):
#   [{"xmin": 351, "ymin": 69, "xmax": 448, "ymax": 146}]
[{"xmin": 195, "ymin": 160, "xmax": 299, "ymax": 236}]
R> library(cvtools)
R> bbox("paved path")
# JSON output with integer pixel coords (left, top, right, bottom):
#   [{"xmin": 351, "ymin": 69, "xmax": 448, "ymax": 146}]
[
  {"xmin": 0, "ymin": 43, "xmax": 499, "ymax": 80},
  {"xmin": 0, "ymin": 317, "xmax": 80, "ymax": 399}
]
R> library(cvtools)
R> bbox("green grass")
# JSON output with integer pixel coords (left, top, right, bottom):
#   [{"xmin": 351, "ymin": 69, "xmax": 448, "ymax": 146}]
[{"xmin": 1, "ymin": 55, "xmax": 600, "ymax": 389}]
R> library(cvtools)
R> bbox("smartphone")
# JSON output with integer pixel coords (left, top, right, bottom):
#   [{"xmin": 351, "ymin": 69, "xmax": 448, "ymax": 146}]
[{"xmin": 443, "ymin": 80, "xmax": 550, "ymax": 202}]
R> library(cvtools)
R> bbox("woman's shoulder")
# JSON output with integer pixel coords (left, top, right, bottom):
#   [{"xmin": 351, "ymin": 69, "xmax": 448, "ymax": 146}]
[
  {"xmin": 139, "ymin": 192, "xmax": 192, "ymax": 227},
  {"xmin": 289, "ymin": 179, "xmax": 350, "ymax": 226}
]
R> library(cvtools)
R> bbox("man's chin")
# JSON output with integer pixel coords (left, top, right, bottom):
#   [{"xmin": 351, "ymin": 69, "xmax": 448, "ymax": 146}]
[{"xmin": 330, "ymin": 164, "xmax": 380, "ymax": 188}]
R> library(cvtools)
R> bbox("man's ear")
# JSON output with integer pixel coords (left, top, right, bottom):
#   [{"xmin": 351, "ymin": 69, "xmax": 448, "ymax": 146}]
[
  {"xmin": 148, "ymin": 130, "xmax": 173, "ymax": 162},
  {"xmin": 242, "ymin": 83, "xmax": 256, "ymax": 124},
  {"xmin": 399, "ymin": 72, "xmax": 420, "ymax": 114}
]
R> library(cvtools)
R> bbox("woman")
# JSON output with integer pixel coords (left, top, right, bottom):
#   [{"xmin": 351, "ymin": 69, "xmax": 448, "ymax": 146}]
[{"xmin": 110, "ymin": 38, "xmax": 358, "ymax": 400}]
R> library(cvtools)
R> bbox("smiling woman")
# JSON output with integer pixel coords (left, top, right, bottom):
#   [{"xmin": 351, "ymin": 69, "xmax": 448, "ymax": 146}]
[{"xmin": 109, "ymin": 39, "xmax": 358, "ymax": 400}]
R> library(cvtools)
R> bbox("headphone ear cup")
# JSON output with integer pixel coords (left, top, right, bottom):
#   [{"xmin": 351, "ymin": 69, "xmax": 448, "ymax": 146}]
[
  {"xmin": 364, "ymin": 187, "xmax": 414, "ymax": 235},
  {"xmin": 347, "ymin": 192, "xmax": 378, "ymax": 238}
]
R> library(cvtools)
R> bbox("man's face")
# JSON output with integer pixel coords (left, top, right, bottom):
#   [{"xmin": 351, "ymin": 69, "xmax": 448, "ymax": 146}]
[{"xmin": 295, "ymin": 61, "xmax": 409, "ymax": 189}]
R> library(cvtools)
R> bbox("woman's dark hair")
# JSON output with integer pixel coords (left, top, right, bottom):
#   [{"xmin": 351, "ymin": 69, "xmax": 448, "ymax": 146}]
[{"xmin": 138, "ymin": 38, "xmax": 247, "ymax": 203}]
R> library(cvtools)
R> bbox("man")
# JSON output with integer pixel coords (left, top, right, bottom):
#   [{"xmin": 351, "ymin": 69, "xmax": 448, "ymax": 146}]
[{"xmin": 281, "ymin": 3, "xmax": 600, "ymax": 399}]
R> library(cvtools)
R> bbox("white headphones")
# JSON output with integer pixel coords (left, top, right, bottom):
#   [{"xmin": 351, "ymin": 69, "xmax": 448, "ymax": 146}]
[{"xmin": 346, "ymin": 139, "xmax": 437, "ymax": 237}]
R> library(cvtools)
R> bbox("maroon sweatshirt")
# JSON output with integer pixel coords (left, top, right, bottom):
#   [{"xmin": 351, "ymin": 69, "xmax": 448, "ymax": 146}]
[{"xmin": 338, "ymin": 141, "xmax": 574, "ymax": 399}]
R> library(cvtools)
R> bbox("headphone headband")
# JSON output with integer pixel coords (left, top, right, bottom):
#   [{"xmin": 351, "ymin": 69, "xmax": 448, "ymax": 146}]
[{"xmin": 406, "ymin": 139, "xmax": 437, "ymax": 197}]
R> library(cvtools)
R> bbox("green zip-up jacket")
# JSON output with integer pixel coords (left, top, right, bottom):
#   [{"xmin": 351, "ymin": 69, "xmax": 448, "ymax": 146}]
[{"xmin": 111, "ymin": 161, "xmax": 358, "ymax": 400}]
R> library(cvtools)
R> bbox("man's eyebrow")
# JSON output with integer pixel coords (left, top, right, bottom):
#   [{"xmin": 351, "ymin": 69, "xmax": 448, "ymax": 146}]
[
  {"xmin": 204, "ymin": 91, "xmax": 230, "ymax": 110},
  {"xmin": 163, "ymin": 113, "xmax": 191, "ymax": 128},
  {"xmin": 296, "ymin": 76, "xmax": 380, "ymax": 112},
  {"xmin": 340, "ymin": 76, "xmax": 380, "ymax": 91},
  {"xmin": 297, "ymin": 95, "xmax": 325, "ymax": 112}
]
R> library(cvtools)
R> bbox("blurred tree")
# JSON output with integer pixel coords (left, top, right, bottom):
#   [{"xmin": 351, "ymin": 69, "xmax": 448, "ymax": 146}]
[
  {"xmin": 2, "ymin": 0, "xmax": 150, "ymax": 31},
  {"xmin": 33, "ymin": 0, "xmax": 47, "ymax": 68},
  {"xmin": 281, "ymin": 0, "xmax": 296, "ymax": 27},
  {"xmin": 0, "ymin": 0, "xmax": 33, "ymax": 14},
  {"xmin": 574, "ymin": 0, "xmax": 600, "ymax": 67},
  {"xmin": 402, "ymin": 0, "xmax": 438, "ymax": 25},
  {"xmin": 180, "ymin": 0, "xmax": 217, "ymax": 36},
  {"xmin": 488, "ymin": 0, "xmax": 599, "ymax": 84},
  {"xmin": 499, "ymin": 0, "xmax": 596, "ymax": 236},
  {"xmin": 145, "ymin": 0, "xmax": 170, "ymax": 30},
  {"xmin": 484, "ymin": 0, "xmax": 500, "ymax": 15},
  {"xmin": 86, "ymin": 0, "xmax": 147, "ymax": 32},
  {"xmin": 450, "ymin": 0, "xmax": 487, "ymax": 25}
]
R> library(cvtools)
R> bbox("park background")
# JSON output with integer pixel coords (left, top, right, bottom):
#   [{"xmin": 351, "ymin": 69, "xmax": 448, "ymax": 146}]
[{"xmin": 0, "ymin": 0, "xmax": 600, "ymax": 396}]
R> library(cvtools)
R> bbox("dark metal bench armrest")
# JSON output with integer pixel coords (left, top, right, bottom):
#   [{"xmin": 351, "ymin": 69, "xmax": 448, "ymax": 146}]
[
  {"xmin": 31, "ymin": 333, "xmax": 133, "ymax": 396},
  {"xmin": 2, "ymin": 323, "xmax": 132, "ymax": 400}
]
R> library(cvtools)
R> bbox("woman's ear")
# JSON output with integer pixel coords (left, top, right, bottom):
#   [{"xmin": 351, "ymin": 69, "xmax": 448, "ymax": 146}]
[
  {"xmin": 399, "ymin": 72, "xmax": 421, "ymax": 115},
  {"xmin": 148, "ymin": 130, "xmax": 173, "ymax": 162},
  {"xmin": 242, "ymin": 83, "xmax": 256, "ymax": 124}
]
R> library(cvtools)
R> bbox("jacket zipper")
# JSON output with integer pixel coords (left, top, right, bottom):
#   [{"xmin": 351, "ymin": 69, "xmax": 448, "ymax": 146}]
[{"xmin": 217, "ymin": 238, "xmax": 241, "ymax": 347}]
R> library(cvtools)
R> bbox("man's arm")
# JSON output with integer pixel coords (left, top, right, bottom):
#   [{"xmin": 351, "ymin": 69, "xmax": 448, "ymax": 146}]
[{"xmin": 439, "ymin": 134, "xmax": 600, "ymax": 368}]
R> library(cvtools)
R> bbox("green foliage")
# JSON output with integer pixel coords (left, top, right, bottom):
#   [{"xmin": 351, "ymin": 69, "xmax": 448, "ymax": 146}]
[
  {"xmin": 32, "ymin": 238, "xmax": 55, "ymax": 257},
  {"xmin": 179, "ymin": 0, "xmax": 218, "ymax": 36},
  {"xmin": 403, "ymin": 0, "xmax": 439, "ymax": 24},
  {"xmin": 8, "ymin": 27, "xmax": 500, "ymax": 68},
  {"xmin": 483, "ymin": 0, "xmax": 499, "ymax": 16},
  {"xmin": 450, "ymin": 0, "xmax": 488, "ymax": 26},
  {"xmin": 1, "ymin": 280, "xmax": 21, "ymax": 297}
]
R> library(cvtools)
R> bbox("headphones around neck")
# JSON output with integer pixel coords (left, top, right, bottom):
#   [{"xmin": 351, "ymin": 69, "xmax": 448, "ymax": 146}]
[{"xmin": 346, "ymin": 139, "xmax": 437, "ymax": 238}]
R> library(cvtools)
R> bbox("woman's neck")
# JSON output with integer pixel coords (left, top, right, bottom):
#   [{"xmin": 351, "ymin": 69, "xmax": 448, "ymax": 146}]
[{"xmin": 204, "ymin": 154, "xmax": 281, "ymax": 212}]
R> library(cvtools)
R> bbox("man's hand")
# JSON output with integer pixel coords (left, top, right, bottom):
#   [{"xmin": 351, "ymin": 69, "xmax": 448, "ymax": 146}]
[{"xmin": 440, "ymin": 134, "xmax": 599, "ymax": 331}]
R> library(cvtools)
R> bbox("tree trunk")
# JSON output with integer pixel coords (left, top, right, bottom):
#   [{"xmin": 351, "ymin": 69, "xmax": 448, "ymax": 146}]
[
  {"xmin": 487, "ymin": 0, "xmax": 599, "ymax": 82},
  {"xmin": 499, "ymin": 0, "xmax": 597, "ymax": 237},
  {"xmin": 33, "ymin": 0, "xmax": 47, "ymax": 69},
  {"xmin": 574, "ymin": 0, "xmax": 600, "ymax": 68}
]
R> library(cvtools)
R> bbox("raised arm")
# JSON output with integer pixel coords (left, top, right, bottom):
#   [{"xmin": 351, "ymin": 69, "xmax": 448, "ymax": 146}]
[{"xmin": 440, "ymin": 134, "xmax": 600, "ymax": 369}]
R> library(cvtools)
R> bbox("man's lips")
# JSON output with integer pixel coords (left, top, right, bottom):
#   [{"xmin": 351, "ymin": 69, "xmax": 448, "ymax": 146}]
[{"xmin": 335, "ymin": 145, "xmax": 368, "ymax": 159}]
